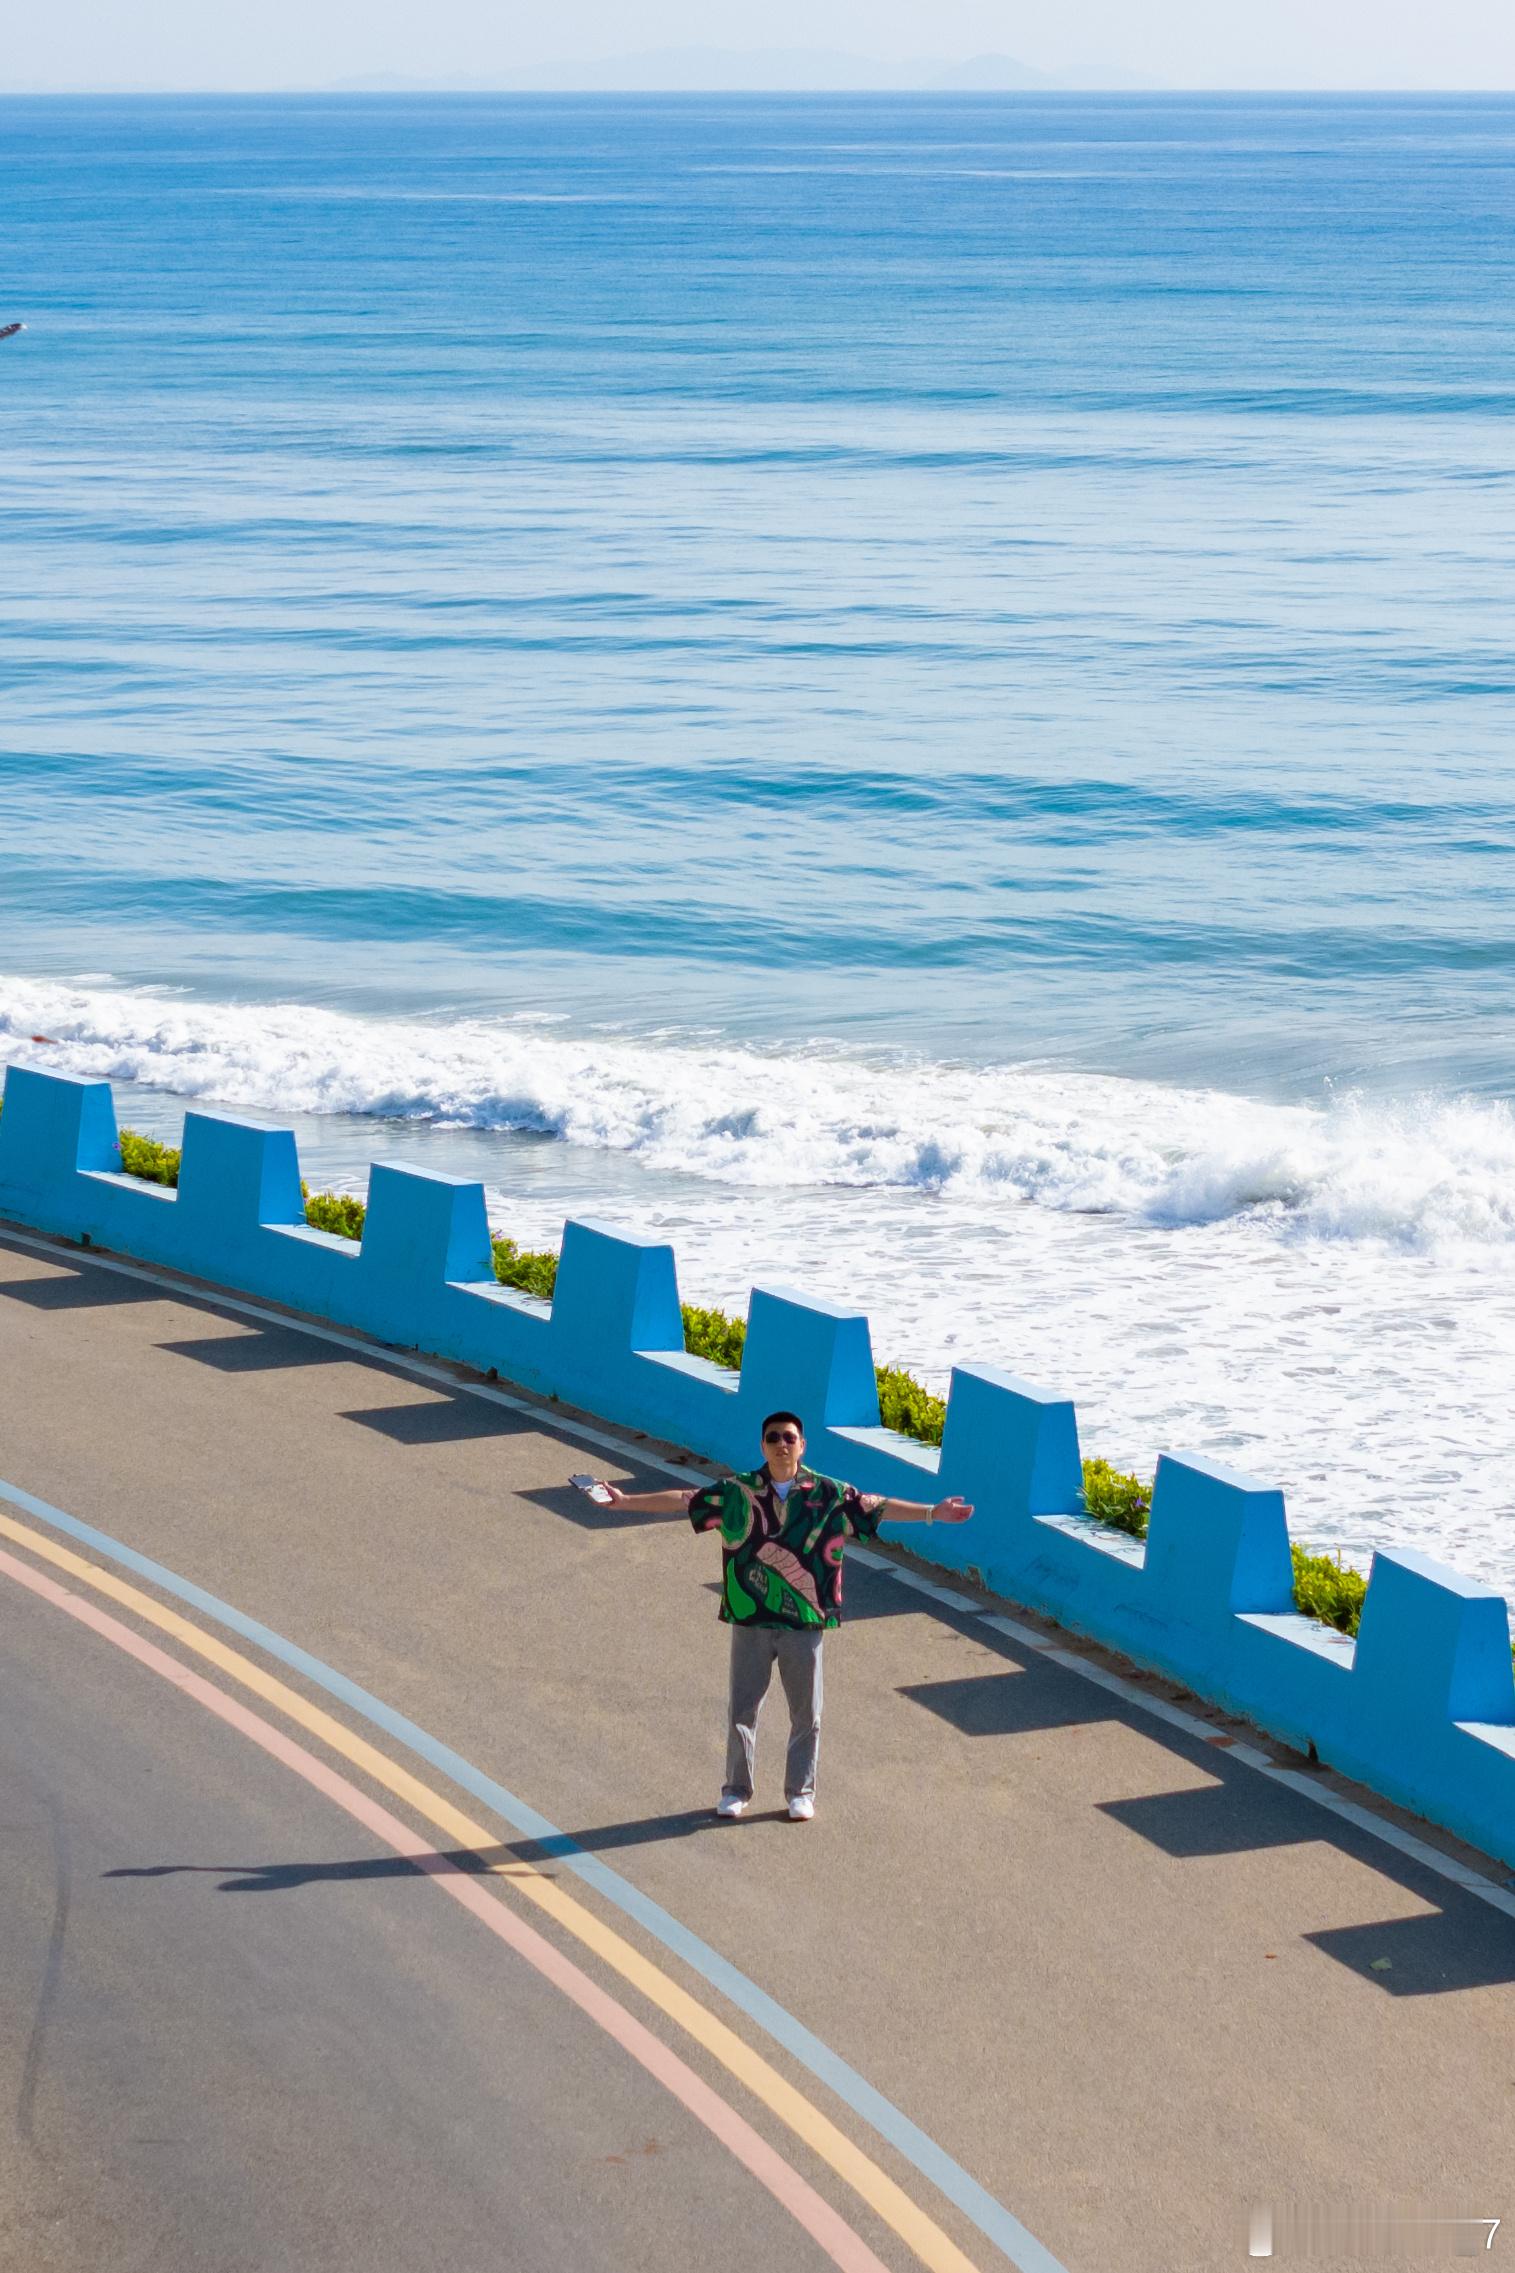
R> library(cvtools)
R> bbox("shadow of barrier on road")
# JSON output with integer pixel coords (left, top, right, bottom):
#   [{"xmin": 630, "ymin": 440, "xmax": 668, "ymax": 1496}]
[
  {"xmin": 899, "ymin": 1668, "xmax": 1115, "ymax": 1738},
  {"xmin": 339, "ymin": 1394, "xmax": 536, "ymax": 1445},
  {"xmin": 1097, "ymin": 1780, "xmax": 1319, "ymax": 1857},
  {"xmin": 159, "ymin": 1328, "xmax": 343, "ymax": 1372},
  {"xmin": 1303, "ymin": 1909, "xmax": 1515, "ymax": 1996},
  {"xmin": 7, "ymin": 1060, "xmax": 1515, "ymax": 1876},
  {"xmin": 0, "ymin": 1267, "xmax": 165, "ymax": 1310},
  {"xmin": 900, "ymin": 1646, "xmax": 1515, "ymax": 1994}
]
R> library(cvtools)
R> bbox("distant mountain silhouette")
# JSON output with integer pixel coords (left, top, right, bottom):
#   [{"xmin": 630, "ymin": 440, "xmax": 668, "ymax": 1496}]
[{"xmin": 929, "ymin": 53, "xmax": 1150, "ymax": 92}]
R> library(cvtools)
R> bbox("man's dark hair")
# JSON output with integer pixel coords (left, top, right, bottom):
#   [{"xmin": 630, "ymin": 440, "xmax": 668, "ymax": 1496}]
[{"xmin": 760, "ymin": 1410, "xmax": 805, "ymax": 1440}]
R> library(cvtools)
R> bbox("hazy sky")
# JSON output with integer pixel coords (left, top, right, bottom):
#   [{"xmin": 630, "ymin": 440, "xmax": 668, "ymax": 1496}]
[{"xmin": 10, "ymin": 0, "xmax": 1515, "ymax": 91}]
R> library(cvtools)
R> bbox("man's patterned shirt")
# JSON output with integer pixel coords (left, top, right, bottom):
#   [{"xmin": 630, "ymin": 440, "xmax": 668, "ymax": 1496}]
[{"xmin": 688, "ymin": 1465, "xmax": 886, "ymax": 1628}]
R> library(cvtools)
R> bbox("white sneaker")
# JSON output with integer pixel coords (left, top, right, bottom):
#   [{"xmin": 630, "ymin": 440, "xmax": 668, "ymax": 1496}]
[
  {"xmin": 787, "ymin": 1795, "xmax": 815, "ymax": 1821},
  {"xmin": 716, "ymin": 1794, "xmax": 748, "ymax": 1818}
]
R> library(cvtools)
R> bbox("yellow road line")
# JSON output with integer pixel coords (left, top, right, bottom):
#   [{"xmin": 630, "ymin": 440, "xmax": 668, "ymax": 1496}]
[
  {"xmin": 0, "ymin": 1541, "xmax": 893, "ymax": 2273},
  {"xmin": 0, "ymin": 1506, "xmax": 983, "ymax": 2273}
]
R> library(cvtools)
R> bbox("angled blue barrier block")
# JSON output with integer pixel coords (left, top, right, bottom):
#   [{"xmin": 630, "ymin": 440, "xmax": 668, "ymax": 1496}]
[
  {"xmin": 552, "ymin": 1219, "xmax": 683, "ymax": 1366},
  {"xmin": 916, "ymin": 1363, "xmax": 1084, "ymax": 1582},
  {"xmin": 176, "ymin": 1113, "xmax": 305, "ymax": 1250},
  {"xmin": 550, "ymin": 1220, "xmax": 726, "ymax": 1450},
  {"xmin": 0, "ymin": 1066, "xmax": 119, "ymax": 1213},
  {"xmin": 355, "ymin": 1164, "xmax": 495, "ymax": 1344},
  {"xmin": 1143, "ymin": 1454, "xmax": 1294, "ymax": 1621},
  {"xmin": 941, "ymin": 1364, "xmax": 1082, "ymax": 1515},
  {"xmin": 1115, "ymin": 1453, "xmax": 1297, "ymax": 1697},
  {"xmin": 736, "ymin": 1286, "xmax": 879, "ymax": 1444},
  {"xmin": 1351, "ymin": 1548, "xmax": 1515, "ymax": 1736}
]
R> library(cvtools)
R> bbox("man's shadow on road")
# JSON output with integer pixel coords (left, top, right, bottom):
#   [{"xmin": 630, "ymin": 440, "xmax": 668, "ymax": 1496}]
[{"xmin": 101, "ymin": 1807, "xmax": 792, "ymax": 1895}]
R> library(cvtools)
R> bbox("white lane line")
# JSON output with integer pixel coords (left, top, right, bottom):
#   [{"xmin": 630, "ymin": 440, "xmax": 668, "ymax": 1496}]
[{"xmin": 4, "ymin": 1218, "xmax": 1515, "ymax": 1927}]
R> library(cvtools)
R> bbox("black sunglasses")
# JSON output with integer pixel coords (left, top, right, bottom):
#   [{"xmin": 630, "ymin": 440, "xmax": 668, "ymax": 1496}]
[{"xmin": 764, "ymin": 1429, "xmax": 801, "ymax": 1445}]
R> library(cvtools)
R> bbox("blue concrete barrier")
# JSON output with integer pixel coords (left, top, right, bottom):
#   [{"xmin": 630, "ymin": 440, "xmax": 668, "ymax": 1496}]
[{"xmin": 4, "ymin": 1062, "xmax": 1514, "ymax": 1865}]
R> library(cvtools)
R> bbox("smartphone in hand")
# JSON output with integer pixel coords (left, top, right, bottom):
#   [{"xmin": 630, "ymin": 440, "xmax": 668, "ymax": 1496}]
[{"xmin": 570, "ymin": 1473, "xmax": 615, "ymax": 1506}]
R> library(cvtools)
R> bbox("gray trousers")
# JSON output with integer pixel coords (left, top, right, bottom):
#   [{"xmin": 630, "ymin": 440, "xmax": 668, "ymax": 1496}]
[{"xmin": 723, "ymin": 1625, "xmax": 825, "ymax": 1803}]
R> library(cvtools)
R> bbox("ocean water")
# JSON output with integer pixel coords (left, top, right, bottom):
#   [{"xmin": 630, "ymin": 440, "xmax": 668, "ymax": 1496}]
[{"xmin": 6, "ymin": 92, "xmax": 1515, "ymax": 1582}]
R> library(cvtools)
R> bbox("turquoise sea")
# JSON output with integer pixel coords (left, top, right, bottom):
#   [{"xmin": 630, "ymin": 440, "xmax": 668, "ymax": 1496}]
[{"xmin": 6, "ymin": 92, "xmax": 1515, "ymax": 1578}]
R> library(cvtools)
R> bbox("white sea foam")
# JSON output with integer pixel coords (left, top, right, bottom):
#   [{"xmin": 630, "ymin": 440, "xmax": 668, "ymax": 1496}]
[
  {"xmin": 9, "ymin": 973, "xmax": 1515, "ymax": 1591},
  {"xmin": 3, "ymin": 974, "xmax": 1514, "ymax": 1258}
]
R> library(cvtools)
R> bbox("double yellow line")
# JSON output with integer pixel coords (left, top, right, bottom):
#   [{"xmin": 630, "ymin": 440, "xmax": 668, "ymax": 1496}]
[{"xmin": 0, "ymin": 1505, "xmax": 985, "ymax": 2273}]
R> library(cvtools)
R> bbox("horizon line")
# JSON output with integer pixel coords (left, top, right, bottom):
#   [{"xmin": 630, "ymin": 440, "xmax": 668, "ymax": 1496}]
[{"xmin": 7, "ymin": 83, "xmax": 1515, "ymax": 98}]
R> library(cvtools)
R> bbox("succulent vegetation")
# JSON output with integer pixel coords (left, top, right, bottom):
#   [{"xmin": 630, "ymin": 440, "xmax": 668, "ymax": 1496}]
[
  {"xmin": 116, "ymin": 1127, "xmax": 183, "ymax": 1187},
  {"xmin": 68, "ymin": 1116, "xmax": 1381, "ymax": 1641},
  {"xmin": 1078, "ymin": 1457, "xmax": 1152, "ymax": 1538},
  {"xmin": 676, "ymin": 1299, "xmax": 749, "ymax": 1374},
  {"xmin": 488, "ymin": 1233, "xmax": 560, "ymax": 1305},
  {"xmin": 302, "ymin": 1188, "xmax": 368, "ymax": 1241},
  {"xmin": 874, "ymin": 1362, "xmax": 946, "ymax": 1445},
  {"xmin": 1288, "ymin": 1542, "xmax": 1370, "ymax": 1638}
]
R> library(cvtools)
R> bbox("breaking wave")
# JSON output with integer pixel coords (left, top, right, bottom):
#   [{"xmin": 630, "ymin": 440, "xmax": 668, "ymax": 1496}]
[{"xmin": 5, "ymin": 975, "xmax": 1515, "ymax": 1255}]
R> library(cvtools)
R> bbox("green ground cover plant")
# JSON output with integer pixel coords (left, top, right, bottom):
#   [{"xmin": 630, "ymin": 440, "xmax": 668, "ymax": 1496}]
[
  {"xmin": 1288, "ymin": 1543, "xmax": 1370, "ymax": 1638},
  {"xmin": 1078, "ymin": 1457, "xmax": 1152, "ymax": 1537},
  {"xmin": 117, "ymin": 1128, "xmax": 183, "ymax": 1187},
  {"xmin": 303, "ymin": 1189, "xmax": 367, "ymax": 1241},
  {"xmin": 60, "ymin": 1116, "xmax": 1382, "ymax": 1640}
]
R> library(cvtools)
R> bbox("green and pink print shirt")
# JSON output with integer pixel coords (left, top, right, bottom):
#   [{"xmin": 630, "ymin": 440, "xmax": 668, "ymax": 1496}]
[{"xmin": 688, "ymin": 1465, "xmax": 886, "ymax": 1628}]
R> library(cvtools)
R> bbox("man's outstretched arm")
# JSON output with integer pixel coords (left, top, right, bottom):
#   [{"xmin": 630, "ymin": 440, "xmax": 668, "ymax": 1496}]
[
  {"xmin": 871, "ymin": 1494, "xmax": 974, "ymax": 1526},
  {"xmin": 599, "ymin": 1484, "xmax": 696, "ymax": 1515}
]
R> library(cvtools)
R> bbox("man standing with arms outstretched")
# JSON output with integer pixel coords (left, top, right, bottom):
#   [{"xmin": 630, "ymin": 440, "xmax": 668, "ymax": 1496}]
[{"xmin": 585, "ymin": 1412, "xmax": 972, "ymax": 1821}]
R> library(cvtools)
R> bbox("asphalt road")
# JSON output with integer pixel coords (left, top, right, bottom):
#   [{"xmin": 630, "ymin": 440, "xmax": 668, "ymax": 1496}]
[
  {"xmin": 0, "ymin": 1565, "xmax": 848, "ymax": 2273},
  {"xmin": 2, "ymin": 1225, "xmax": 1514, "ymax": 2273}
]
